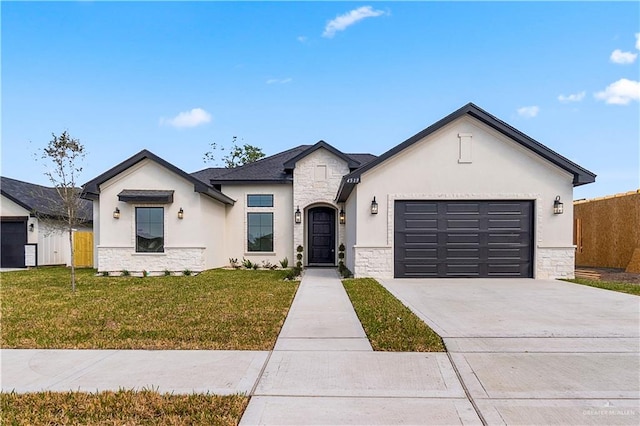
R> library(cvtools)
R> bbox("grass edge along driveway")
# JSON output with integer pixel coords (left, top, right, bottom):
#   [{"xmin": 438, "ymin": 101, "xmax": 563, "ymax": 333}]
[
  {"xmin": 1, "ymin": 267, "xmax": 298, "ymax": 350},
  {"xmin": 564, "ymin": 278, "xmax": 640, "ymax": 296},
  {"xmin": 343, "ymin": 278, "xmax": 445, "ymax": 352}
]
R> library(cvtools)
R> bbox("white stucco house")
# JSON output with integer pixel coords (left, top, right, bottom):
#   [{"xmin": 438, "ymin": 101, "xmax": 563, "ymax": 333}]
[{"xmin": 82, "ymin": 103, "xmax": 595, "ymax": 279}]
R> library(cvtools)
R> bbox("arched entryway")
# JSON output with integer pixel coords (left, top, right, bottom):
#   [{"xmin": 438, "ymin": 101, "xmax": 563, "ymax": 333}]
[{"xmin": 307, "ymin": 206, "xmax": 336, "ymax": 265}]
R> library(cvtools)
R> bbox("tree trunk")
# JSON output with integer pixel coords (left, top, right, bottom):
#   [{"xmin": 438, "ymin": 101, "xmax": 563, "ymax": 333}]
[{"xmin": 69, "ymin": 227, "xmax": 76, "ymax": 292}]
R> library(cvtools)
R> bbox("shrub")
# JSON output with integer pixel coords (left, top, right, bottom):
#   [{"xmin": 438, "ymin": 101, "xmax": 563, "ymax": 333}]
[
  {"xmin": 101, "ymin": 271, "xmax": 109, "ymax": 277},
  {"xmin": 142, "ymin": 270, "xmax": 149, "ymax": 277},
  {"xmin": 121, "ymin": 270, "xmax": 130, "ymax": 277},
  {"xmin": 284, "ymin": 266, "xmax": 302, "ymax": 281},
  {"xmin": 296, "ymin": 253, "xmax": 303, "ymax": 261},
  {"xmin": 297, "ymin": 245, "xmax": 303, "ymax": 253},
  {"xmin": 164, "ymin": 269, "xmax": 172, "ymax": 276},
  {"xmin": 242, "ymin": 258, "xmax": 253, "ymax": 269},
  {"xmin": 279, "ymin": 257, "xmax": 289, "ymax": 268},
  {"xmin": 183, "ymin": 269, "xmax": 192, "ymax": 276},
  {"xmin": 252, "ymin": 263, "xmax": 259, "ymax": 270},
  {"xmin": 338, "ymin": 252, "xmax": 345, "ymax": 260},
  {"xmin": 338, "ymin": 243, "xmax": 345, "ymax": 252},
  {"xmin": 229, "ymin": 258, "xmax": 239, "ymax": 269},
  {"xmin": 296, "ymin": 260, "xmax": 302, "ymax": 268}
]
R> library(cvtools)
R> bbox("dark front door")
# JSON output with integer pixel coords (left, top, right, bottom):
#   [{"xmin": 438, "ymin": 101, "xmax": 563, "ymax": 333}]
[
  {"xmin": 394, "ymin": 200, "xmax": 533, "ymax": 278},
  {"xmin": 1, "ymin": 218, "xmax": 28, "ymax": 268},
  {"xmin": 308, "ymin": 207, "xmax": 335, "ymax": 264}
]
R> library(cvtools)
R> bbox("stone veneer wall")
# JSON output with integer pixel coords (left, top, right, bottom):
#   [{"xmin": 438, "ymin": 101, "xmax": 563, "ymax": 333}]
[
  {"xmin": 98, "ymin": 247, "xmax": 205, "ymax": 273},
  {"xmin": 353, "ymin": 247, "xmax": 393, "ymax": 278},
  {"xmin": 536, "ymin": 247, "xmax": 575, "ymax": 279},
  {"xmin": 292, "ymin": 148, "xmax": 349, "ymax": 264}
]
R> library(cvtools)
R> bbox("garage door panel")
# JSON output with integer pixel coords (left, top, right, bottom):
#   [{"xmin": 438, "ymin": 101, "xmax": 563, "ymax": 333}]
[
  {"xmin": 405, "ymin": 219, "xmax": 438, "ymax": 229},
  {"xmin": 404, "ymin": 233, "xmax": 437, "ymax": 244},
  {"xmin": 395, "ymin": 200, "xmax": 533, "ymax": 278},
  {"xmin": 404, "ymin": 248, "xmax": 438, "ymax": 259},
  {"xmin": 404, "ymin": 201, "xmax": 437, "ymax": 211},
  {"xmin": 446, "ymin": 219, "xmax": 480, "ymax": 230}
]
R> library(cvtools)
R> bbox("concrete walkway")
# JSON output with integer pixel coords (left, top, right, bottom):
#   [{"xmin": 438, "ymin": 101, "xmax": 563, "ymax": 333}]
[{"xmin": 240, "ymin": 268, "xmax": 478, "ymax": 425}]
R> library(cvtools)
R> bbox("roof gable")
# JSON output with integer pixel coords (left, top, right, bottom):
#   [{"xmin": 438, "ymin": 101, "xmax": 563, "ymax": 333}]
[
  {"xmin": 283, "ymin": 140, "xmax": 361, "ymax": 170},
  {"xmin": 192, "ymin": 145, "xmax": 376, "ymax": 185},
  {"xmin": 82, "ymin": 149, "xmax": 234, "ymax": 205},
  {"xmin": 336, "ymin": 103, "xmax": 596, "ymax": 202}
]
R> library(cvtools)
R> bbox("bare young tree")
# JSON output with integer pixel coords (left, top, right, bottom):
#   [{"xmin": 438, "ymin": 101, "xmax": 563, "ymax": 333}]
[{"xmin": 39, "ymin": 131, "xmax": 87, "ymax": 291}]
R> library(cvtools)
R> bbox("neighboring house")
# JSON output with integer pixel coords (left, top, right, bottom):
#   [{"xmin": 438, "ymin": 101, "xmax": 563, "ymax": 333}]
[
  {"xmin": 82, "ymin": 103, "xmax": 595, "ymax": 279},
  {"xmin": 1, "ymin": 176, "xmax": 93, "ymax": 268}
]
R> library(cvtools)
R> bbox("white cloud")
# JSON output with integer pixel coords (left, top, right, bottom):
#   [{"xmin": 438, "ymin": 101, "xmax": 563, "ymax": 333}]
[
  {"xmin": 517, "ymin": 106, "xmax": 539, "ymax": 118},
  {"xmin": 610, "ymin": 49, "xmax": 637, "ymax": 64},
  {"xmin": 297, "ymin": 36, "xmax": 307, "ymax": 43},
  {"xmin": 160, "ymin": 108, "xmax": 211, "ymax": 128},
  {"xmin": 558, "ymin": 91, "xmax": 586, "ymax": 103},
  {"xmin": 636, "ymin": 33, "xmax": 640, "ymax": 50},
  {"xmin": 594, "ymin": 78, "xmax": 640, "ymax": 105},
  {"xmin": 266, "ymin": 78, "xmax": 292, "ymax": 85},
  {"xmin": 322, "ymin": 6, "xmax": 386, "ymax": 38}
]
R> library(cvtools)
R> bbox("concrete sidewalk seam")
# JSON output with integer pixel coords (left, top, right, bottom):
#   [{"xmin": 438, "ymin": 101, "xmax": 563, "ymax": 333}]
[{"xmin": 447, "ymin": 351, "xmax": 488, "ymax": 426}]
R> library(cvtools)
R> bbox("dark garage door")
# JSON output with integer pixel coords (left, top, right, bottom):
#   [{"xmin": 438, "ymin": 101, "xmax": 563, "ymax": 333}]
[
  {"xmin": 1, "ymin": 218, "xmax": 28, "ymax": 268},
  {"xmin": 394, "ymin": 200, "xmax": 533, "ymax": 278}
]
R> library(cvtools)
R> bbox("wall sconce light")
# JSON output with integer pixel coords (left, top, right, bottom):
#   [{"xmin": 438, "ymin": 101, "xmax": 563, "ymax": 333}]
[
  {"xmin": 295, "ymin": 206, "xmax": 302, "ymax": 224},
  {"xmin": 553, "ymin": 196, "xmax": 564, "ymax": 215},
  {"xmin": 339, "ymin": 208, "xmax": 346, "ymax": 224},
  {"xmin": 178, "ymin": 208, "xmax": 184, "ymax": 219},
  {"xmin": 29, "ymin": 223, "xmax": 35, "ymax": 232},
  {"xmin": 370, "ymin": 197, "xmax": 378, "ymax": 215},
  {"xmin": 113, "ymin": 207, "xmax": 120, "ymax": 219}
]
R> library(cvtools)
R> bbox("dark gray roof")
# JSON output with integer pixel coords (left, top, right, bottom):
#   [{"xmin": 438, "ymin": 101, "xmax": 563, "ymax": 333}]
[
  {"xmin": 283, "ymin": 141, "xmax": 362, "ymax": 170},
  {"xmin": 191, "ymin": 144, "xmax": 378, "ymax": 185},
  {"xmin": 336, "ymin": 103, "xmax": 597, "ymax": 202},
  {"xmin": 82, "ymin": 149, "xmax": 234, "ymax": 205},
  {"xmin": 1, "ymin": 176, "xmax": 93, "ymax": 222}
]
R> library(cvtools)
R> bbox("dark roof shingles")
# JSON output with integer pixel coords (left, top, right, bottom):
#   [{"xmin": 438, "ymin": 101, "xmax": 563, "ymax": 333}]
[
  {"xmin": 1, "ymin": 176, "xmax": 92, "ymax": 222},
  {"xmin": 191, "ymin": 145, "xmax": 377, "ymax": 184}
]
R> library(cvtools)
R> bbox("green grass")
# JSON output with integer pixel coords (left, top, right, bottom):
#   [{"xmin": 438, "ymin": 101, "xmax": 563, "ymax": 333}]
[
  {"xmin": 564, "ymin": 278, "xmax": 640, "ymax": 296},
  {"xmin": 1, "ymin": 267, "xmax": 298, "ymax": 350},
  {"xmin": 0, "ymin": 390, "xmax": 247, "ymax": 425},
  {"xmin": 343, "ymin": 278, "xmax": 445, "ymax": 352}
]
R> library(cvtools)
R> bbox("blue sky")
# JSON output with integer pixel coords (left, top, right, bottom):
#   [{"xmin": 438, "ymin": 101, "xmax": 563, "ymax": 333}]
[{"xmin": 2, "ymin": 1, "xmax": 639, "ymax": 200}]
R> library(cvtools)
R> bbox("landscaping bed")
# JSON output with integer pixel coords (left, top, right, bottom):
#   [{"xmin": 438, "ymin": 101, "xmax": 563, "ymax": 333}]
[
  {"xmin": 342, "ymin": 278, "xmax": 445, "ymax": 352},
  {"xmin": 1, "ymin": 267, "xmax": 298, "ymax": 350}
]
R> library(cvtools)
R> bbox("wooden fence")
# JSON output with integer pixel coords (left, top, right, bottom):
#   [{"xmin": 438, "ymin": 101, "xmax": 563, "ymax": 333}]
[
  {"xmin": 73, "ymin": 231, "xmax": 94, "ymax": 268},
  {"xmin": 574, "ymin": 190, "xmax": 640, "ymax": 270}
]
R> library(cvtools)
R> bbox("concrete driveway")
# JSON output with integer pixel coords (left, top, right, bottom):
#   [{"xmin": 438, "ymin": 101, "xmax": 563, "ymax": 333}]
[{"xmin": 381, "ymin": 278, "xmax": 640, "ymax": 425}]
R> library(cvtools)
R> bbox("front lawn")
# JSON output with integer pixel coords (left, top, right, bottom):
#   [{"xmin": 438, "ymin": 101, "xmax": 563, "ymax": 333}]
[
  {"xmin": 564, "ymin": 278, "xmax": 640, "ymax": 296},
  {"xmin": 1, "ymin": 390, "xmax": 247, "ymax": 426},
  {"xmin": 343, "ymin": 278, "xmax": 445, "ymax": 352},
  {"xmin": 1, "ymin": 267, "xmax": 298, "ymax": 350}
]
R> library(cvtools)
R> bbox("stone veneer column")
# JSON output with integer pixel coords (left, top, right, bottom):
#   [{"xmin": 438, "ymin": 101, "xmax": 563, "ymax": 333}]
[{"xmin": 292, "ymin": 149, "xmax": 350, "ymax": 264}]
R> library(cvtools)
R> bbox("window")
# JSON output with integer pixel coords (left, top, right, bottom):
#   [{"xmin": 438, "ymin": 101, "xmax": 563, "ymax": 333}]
[
  {"xmin": 247, "ymin": 194, "xmax": 273, "ymax": 207},
  {"xmin": 248, "ymin": 212, "xmax": 273, "ymax": 252},
  {"xmin": 136, "ymin": 207, "xmax": 164, "ymax": 252}
]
